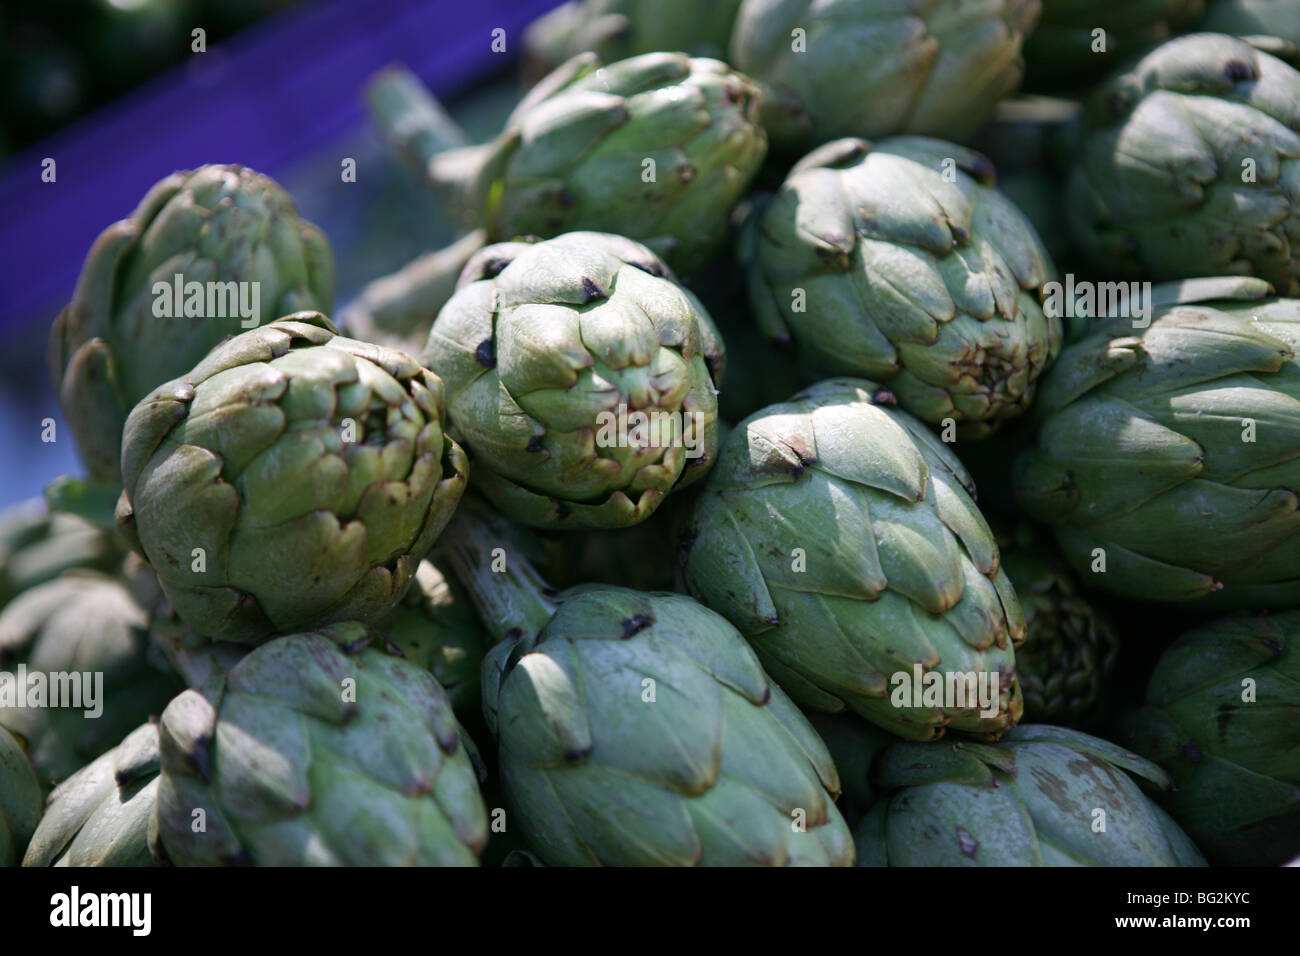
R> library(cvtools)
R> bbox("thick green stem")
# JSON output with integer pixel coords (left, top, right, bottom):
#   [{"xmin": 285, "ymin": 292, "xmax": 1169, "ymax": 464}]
[
  {"xmin": 439, "ymin": 500, "xmax": 558, "ymax": 646},
  {"xmin": 364, "ymin": 66, "xmax": 469, "ymax": 183},
  {"xmin": 339, "ymin": 229, "xmax": 487, "ymax": 354}
]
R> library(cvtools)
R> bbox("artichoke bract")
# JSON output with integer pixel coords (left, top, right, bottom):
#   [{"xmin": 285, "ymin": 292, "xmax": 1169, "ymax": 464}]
[
  {"xmin": 22, "ymin": 722, "xmax": 163, "ymax": 867},
  {"xmin": 155, "ymin": 626, "xmax": 487, "ymax": 866},
  {"xmin": 1066, "ymin": 34, "xmax": 1300, "ymax": 295},
  {"xmin": 999, "ymin": 525, "xmax": 1119, "ymax": 726},
  {"xmin": 1014, "ymin": 279, "xmax": 1300, "ymax": 608},
  {"xmin": 0, "ymin": 566, "xmax": 180, "ymax": 786},
  {"xmin": 854, "ymin": 725, "xmax": 1207, "ymax": 865},
  {"xmin": 0, "ymin": 726, "xmax": 42, "ymax": 866},
  {"xmin": 729, "ymin": 0, "xmax": 1041, "ymax": 151},
  {"xmin": 368, "ymin": 53, "xmax": 766, "ymax": 274},
  {"xmin": 444, "ymin": 504, "xmax": 854, "ymax": 866},
  {"xmin": 1024, "ymin": 0, "xmax": 1205, "ymax": 88},
  {"xmin": 743, "ymin": 137, "xmax": 1059, "ymax": 439},
  {"xmin": 117, "ymin": 312, "xmax": 469, "ymax": 643},
  {"xmin": 679, "ymin": 379, "xmax": 1026, "ymax": 741},
  {"xmin": 50, "ymin": 164, "xmax": 335, "ymax": 483},
  {"xmin": 520, "ymin": 0, "xmax": 743, "ymax": 84},
  {"xmin": 1122, "ymin": 613, "xmax": 1300, "ymax": 866},
  {"xmin": 422, "ymin": 233, "xmax": 721, "ymax": 530}
]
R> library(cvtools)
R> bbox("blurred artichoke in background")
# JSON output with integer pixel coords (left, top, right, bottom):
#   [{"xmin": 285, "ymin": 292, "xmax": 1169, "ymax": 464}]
[
  {"xmin": 0, "ymin": 564, "xmax": 180, "ymax": 786},
  {"xmin": 374, "ymin": 558, "xmax": 485, "ymax": 716},
  {"xmin": 729, "ymin": 0, "xmax": 1041, "ymax": 151},
  {"xmin": 0, "ymin": 727, "xmax": 41, "ymax": 866},
  {"xmin": 22, "ymin": 722, "xmax": 163, "ymax": 867},
  {"xmin": 855, "ymin": 725, "xmax": 1206, "ymax": 865},
  {"xmin": 0, "ymin": 497, "xmax": 123, "ymax": 611},
  {"xmin": 521, "ymin": 0, "xmax": 743, "ymax": 84},
  {"xmin": 444, "ymin": 504, "xmax": 853, "ymax": 866},
  {"xmin": 50, "ymin": 165, "xmax": 335, "ymax": 483},
  {"xmin": 117, "ymin": 313, "xmax": 468, "ymax": 643},
  {"xmin": 422, "ymin": 233, "xmax": 721, "ymax": 530},
  {"xmin": 1066, "ymin": 34, "xmax": 1300, "ymax": 295},
  {"xmin": 680, "ymin": 379, "xmax": 1026, "ymax": 740},
  {"xmin": 155, "ymin": 626, "xmax": 487, "ymax": 866},
  {"xmin": 1014, "ymin": 278, "xmax": 1300, "ymax": 609},
  {"xmin": 1122, "ymin": 612, "xmax": 1300, "ymax": 866},
  {"xmin": 743, "ymin": 137, "xmax": 1059, "ymax": 438},
  {"xmin": 1024, "ymin": 0, "xmax": 1205, "ymax": 88},
  {"xmin": 999, "ymin": 524, "xmax": 1119, "ymax": 726},
  {"xmin": 368, "ymin": 52, "xmax": 766, "ymax": 274}
]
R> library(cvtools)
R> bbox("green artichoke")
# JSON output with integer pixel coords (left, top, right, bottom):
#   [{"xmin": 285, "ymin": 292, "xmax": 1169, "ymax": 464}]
[
  {"xmin": 1066, "ymin": 34, "xmax": 1300, "ymax": 296},
  {"xmin": 50, "ymin": 164, "xmax": 335, "ymax": 482},
  {"xmin": 0, "ymin": 727, "xmax": 42, "ymax": 866},
  {"xmin": 742, "ymin": 137, "xmax": 1060, "ymax": 438},
  {"xmin": 444, "ymin": 503, "xmax": 854, "ymax": 866},
  {"xmin": 367, "ymin": 53, "xmax": 766, "ymax": 273},
  {"xmin": 729, "ymin": 0, "xmax": 1041, "ymax": 151},
  {"xmin": 521, "ymin": 0, "xmax": 743, "ymax": 84},
  {"xmin": 22, "ymin": 722, "xmax": 163, "ymax": 867},
  {"xmin": 1014, "ymin": 278, "xmax": 1300, "ymax": 608},
  {"xmin": 679, "ymin": 379, "xmax": 1027, "ymax": 740},
  {"xmin": 0, "ymin": 565, "xmax": 180, "ymax": 786},
  {"xmin": 1024, "ymin": 0, "xmax": 1205, "ymax": 88},
  {"xmin": 116, "ymin": 312, "xmax": 469, "ymax": 643},
  {"xmin": 1122, "ymin": 612, "xmax": 1300, "ymax": 866},
  {"xmin": 999, "ymin": 525, "xmax": 1119, "ymax": 726},
  {"xmin": 422, "ymin": 233, "xmax": 721, "ymax": 530},
  {"xmin": 854, "ymin": 725, "xmax": 1207, "ymax": 865},
  {"xmin": 155, "ymin": 625, "xmax": 487, "ymax": 866},
  {"xmin": 374, "ymin": 558, "xmax": 485, "ymax": 716}
]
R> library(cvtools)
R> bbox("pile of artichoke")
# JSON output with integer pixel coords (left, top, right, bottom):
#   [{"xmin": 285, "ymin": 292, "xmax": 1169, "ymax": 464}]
[{"xmin": 3, "ymin": 0, "xmax": 1299, "ymax": 870}]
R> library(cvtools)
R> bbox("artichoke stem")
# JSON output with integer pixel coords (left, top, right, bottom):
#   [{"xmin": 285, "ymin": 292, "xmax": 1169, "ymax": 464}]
[
  {"xmin": 340, "ymin": 229, "xmax": 488, "ymax": 352},
  {"xmin": 365, "ymin": 65, "xmax": 469, "ymax": 185},
  {"xmin": 441, "ymin": 501, "xmax": 558, "ymax": 646}
]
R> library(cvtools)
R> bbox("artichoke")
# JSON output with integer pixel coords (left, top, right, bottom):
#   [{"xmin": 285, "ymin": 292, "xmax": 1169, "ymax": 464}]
[
  {"xmin": 1014, "ymin": 278, "xmax": 1300, "ymax": 608},
  {"xmin": 367, "ymin": 53, "xmax": 766, "ymax": 274},
  {"xmin": 521, "ymin": 0, "xmax": 743, "ymax": 84},
  {"xmin": 1066, "ymin": 34, "xmax": 1300, "ymax": 296},
  {"xmin": 422, "ymin": 233, "xmax": 721, "ymax": 530},
  {"xmin": 854, "ymin": 725, "xmax": 1207, "ymax": 865},
  {"xmin": 0, "ymin": 565, "xmax": 180, "ymax": 786},
  {"xmin": 22, "ymin": 722, "xmax": 163, "ymax": 867},
  {"xmin": 116, "ymin": 312, "xmax": 469, "ymax": 643},
  {"xmin": 742, "ymin": 137, "xmax": 1060, "ymax": 438},
  {"xmin": 1122, "ymin": 612, "xmax": 1300, "ymax": 866},
  {"xmin": 0, "ymin": 727, "xmax": 41, "ymax": 866},
  {"xmin": 679, "ymin": 379, "xmax": 1027, "ymax": 740},
  {"xmin": 374, "ymin": 558, "xmax": 485, "ymax": 716},
  {"xmin": 999, "ymin": 525, "xmax": 1119, "ymax": 726},
  {"xmin": 50, "ymin": 164, "xmax": 335, "ymax": 482},
  {"xmin": 155, "ymin": 625, "xmax": 487, "ymax": 866},
  {"xmin": 444, "ymin": 504, "xmax": 854, "ymax": 866},
  {"xmin": 1024, "ymin": 0, "xmax": 1205, "ymax": 88},
  {"xmin": 729, "ymin": 0, "xmax": 1041, "ymax": 151}
]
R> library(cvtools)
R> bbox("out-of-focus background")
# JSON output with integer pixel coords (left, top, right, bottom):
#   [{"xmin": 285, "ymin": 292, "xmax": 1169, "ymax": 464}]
[{"xmin": 0, "ymin": 0, "xmax": 561, "ymax": 506}]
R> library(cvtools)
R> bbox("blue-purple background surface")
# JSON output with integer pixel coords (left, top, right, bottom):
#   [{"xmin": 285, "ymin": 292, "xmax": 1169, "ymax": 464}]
[{"xmin": 0, "ymin": 0, "xmax": 560, "ymax": 507}]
